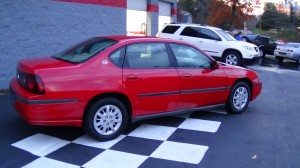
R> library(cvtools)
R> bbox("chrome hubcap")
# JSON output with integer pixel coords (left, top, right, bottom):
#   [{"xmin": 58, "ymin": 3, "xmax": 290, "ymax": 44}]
[
  {"xmin": 233, "ymin": 87, "xmax": 248, "ymax": 110},
  {"xmin": 259, "ymin": 49, "xmax": 263, "ymax": 57},
  {"xmin": 226, "ymin": 54, "xmax": 238, "ymax": 65},
  {"xmin": 93, "ymin": 105, "xmax": 122, "ymax": 135}
]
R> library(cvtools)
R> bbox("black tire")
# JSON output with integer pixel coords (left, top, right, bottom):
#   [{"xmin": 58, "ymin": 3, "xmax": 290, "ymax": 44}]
[
  {"xmin": 84, "ymin": 97, "xmax": 128, "ymax": 141},
  {"xmin": 227, "ymin": 81, "xmax": 251, "ymax": 114},
  {"xmin": 223, "ymin": 51, "xmax": 242, "ymax": 66},
  {"xmin": 276, "ymin": 56, "xmax": 283, "ymax": 62},
  {"xmin": 298, "ymin": 57, "xmax": 300, "ymax": 65},
  {"xmin": 259, "ymin": 48, "xmax": 265, "ymax": 58}
]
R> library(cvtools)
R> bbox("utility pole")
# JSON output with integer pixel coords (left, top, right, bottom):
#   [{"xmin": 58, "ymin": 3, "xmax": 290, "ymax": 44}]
[
  {"xmin": 260, "ymin": 15, "xmax": 262, "ymax": 30},
  {"xmin": 290, "ymin": 0, "xmax": 295, "ymax": 29}
]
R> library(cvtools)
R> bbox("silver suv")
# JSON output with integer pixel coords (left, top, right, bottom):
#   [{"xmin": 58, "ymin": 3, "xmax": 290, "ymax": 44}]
[{"xmin": 157, "ymin": 23, "xmax": 260, "ymax": 66}]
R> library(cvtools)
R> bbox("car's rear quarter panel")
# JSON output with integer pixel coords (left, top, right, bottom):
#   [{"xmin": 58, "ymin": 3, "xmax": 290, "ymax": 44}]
[{"xmin": 13, "ymin": 48, "xmax": 129, "ymax": 127}]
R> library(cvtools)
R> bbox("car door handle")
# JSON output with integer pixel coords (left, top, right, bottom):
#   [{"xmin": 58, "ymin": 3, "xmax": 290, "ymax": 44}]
[
  {"xmin": 181, "ymin": 73, "xmax": 192, "ymax": 78},
  {"xmin": 126, "ymin": 75, "xmax": 139, "ymax": 80},
  {"xmin": 199, "ymin": 41, "xmax": 203, "ymax": 43},
  {"xmin": 179, "ymin": 38, "xmax": 183, "ymax": 40}
]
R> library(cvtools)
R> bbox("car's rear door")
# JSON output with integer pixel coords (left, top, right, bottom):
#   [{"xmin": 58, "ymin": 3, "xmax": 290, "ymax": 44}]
[
  {"xmin": 122, "ymin": 42, "xmax": 180, "ymax": 117},
  {"xmin": 178, "ymin": 26, "xmax": 222, "ymax": 57},
  {"xmin": 168, "ymin": 43, "xmax": 228, "ymax": 110}
]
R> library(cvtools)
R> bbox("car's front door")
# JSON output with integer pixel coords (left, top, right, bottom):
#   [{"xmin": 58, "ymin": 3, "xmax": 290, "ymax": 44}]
[
  {"xmin": 266, "ymin": 38, "xmax": 276, "ymax": 55},
  {"xmin": 168, "ymin": 43, "xmax": 228, "ymax": 110},
  {"xmin": 122, "ymin": 42, "xmax": 180, "ymax": 117}
]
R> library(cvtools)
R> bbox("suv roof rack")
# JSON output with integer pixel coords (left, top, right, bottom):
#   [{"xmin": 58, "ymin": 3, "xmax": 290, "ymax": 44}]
[{"xmin": 169, "ymin": 22, "xmax": 208, "ymax": 27}]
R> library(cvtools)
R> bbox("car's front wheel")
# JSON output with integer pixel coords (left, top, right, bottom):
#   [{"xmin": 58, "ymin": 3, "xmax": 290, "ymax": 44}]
[
  {"xmin": 84, "ymin": 97, "xmax": 128, "ymax": 141},
  {"xmin": 259, "ymin": 48, "xmax": 265, "ymax": 57},
  {"xmin": 276, "ymin": 56, "xmax": 283, "ymax": 62},
  {"xmin": 223, "ymin": 51, "xmax": 242, "ymax": 66},
  {"xmin": 227, "ymin": 81, "xmax": 250, "ymax": 114}
]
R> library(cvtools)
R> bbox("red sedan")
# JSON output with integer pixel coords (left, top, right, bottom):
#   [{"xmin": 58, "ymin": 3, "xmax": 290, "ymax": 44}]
[{"xmin": 10, "ymin": 36, "xmax": 262, "ymax": 141}]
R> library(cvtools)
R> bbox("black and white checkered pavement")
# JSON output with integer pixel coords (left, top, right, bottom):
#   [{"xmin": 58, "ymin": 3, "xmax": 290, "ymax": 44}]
[{"xmin": 11, "ymin": 112, "xmax": 222, "ymax": 168}]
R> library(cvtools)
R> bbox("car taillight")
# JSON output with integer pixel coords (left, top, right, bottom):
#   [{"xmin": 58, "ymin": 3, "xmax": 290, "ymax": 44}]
[
  {"xmin": 17, "ymin": 70, "xmax": 45, "ymax": 94},
  {"xmin": 35, "ymin": 75, "xmax": 45, "ymax": 94},
  {"xmin": 27, "ymin": 75, "xmax": 36, "ymax": 91}
]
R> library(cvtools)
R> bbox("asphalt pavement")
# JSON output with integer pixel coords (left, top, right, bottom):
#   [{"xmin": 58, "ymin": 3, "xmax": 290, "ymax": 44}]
[{"xmin": 0, "ymin": 57, "xmax": 300, "ymax": 168}]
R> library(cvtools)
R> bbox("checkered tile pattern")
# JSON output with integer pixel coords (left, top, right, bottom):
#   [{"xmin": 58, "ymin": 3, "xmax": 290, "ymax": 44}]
[{"xmin": 11, "ymin": 112, "xmax": 222, "ymax": 168}]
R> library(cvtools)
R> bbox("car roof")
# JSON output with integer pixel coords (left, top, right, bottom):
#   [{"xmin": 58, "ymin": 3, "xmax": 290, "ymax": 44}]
[
  {"xmin": 164, "ymin": 23, "xmax": 223, "ymax": 31},
  {"xmin": 98, "ymin": 35, "xmax": 193, "ymax": 45},
  {"xmin": 286, "ymin": 42, "xmax": 300, "ymax": 45},
  {"xmin": 244, "ymin": 34, "xmax": 271, "ymax": 39}
]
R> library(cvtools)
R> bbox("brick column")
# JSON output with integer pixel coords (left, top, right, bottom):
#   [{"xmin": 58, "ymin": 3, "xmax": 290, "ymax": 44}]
[
  {"xmin": 171, "ymin": 2, "xmax": 177, "ymax": 23},
  {"xmin": 146, "ymin": 0, "xmax": 159, "ymax": 36}
]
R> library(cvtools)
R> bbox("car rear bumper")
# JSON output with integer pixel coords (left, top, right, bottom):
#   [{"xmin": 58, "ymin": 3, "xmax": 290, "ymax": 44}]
[
  {"xmin": 10, "ymin": 79, "xmax": 83, "ymax": 127},
  {"xmin": 275, "ymin": 52, "xmax": 300, "ymax": 61}
]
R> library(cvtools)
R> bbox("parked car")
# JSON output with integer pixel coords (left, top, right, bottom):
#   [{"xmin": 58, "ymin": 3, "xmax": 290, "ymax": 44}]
[
  {"xmin": 274, "ymin": 42, "xmax": 300, "ymax": 64},
  {"xmin": 275, "ymin": 39, "xmax": 286, "ymax": 46},
  {"xmin": 157, "ymin": 23, "xmax": 260, "ymax": 66},
  {"xmin": 10, "ymin": 36, "xmax": 262, "ymax": 141},
  {"xmin": 231, "ymin": 29, "xmax": 253, "ymax": 36},
  {"xmin": 242, "ymin": 34, "xmax": 277, "ymax": 57}
]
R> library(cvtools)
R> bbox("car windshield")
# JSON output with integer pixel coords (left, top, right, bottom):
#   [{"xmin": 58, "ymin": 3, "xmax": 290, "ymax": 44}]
[
  {"xmin": 286, "ymin": 43, "xmax": 300, "ymax": 48},
  {"xmin": 216, "ymin": 30, "xmax": 236, "ymax": 41},
  {"xmin": 52, "ymin": 38, "xmax": 117, "ymax": 63}
]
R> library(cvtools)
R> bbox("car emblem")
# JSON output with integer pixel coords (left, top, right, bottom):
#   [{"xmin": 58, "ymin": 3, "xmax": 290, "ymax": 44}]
[{"xmin": 102, "ymin": 60, "xmax": 108, "ymax": 65}]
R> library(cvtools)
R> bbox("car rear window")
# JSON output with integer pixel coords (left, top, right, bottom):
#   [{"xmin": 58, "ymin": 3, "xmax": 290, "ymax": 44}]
[
  {"xmin": 52, "ymin": 38, "xmax": 117, "ymax": 63},
  {"xmin": 162, "ymin": 25, "xmax": 180, "ymax": 34}
]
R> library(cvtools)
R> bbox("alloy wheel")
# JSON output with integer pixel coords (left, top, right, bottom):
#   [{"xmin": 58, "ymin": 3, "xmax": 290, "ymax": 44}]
[
  {"xmin": 232, "ymin": 87, "xmax": 249, "ymax": 110},
  {"xmin": 93, "ymin": 105, "xmax": 122, "ymax": 135},
  {"xmin": 225, "ymin": 54, "xmax": 238, "ymax": 65}
]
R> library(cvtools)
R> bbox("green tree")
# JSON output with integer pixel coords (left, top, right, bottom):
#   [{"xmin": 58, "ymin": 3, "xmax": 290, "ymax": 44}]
[
  {"xmin": 177, "ymin": 0, "xmax": 212, "ymax": 24},
  {"xmin": 258, "ymin": 3, "xmax": 289, "ymax": 30},
  {"xmin": 178, "ymin": 0, "xmax": 258, "ymax": 30}
]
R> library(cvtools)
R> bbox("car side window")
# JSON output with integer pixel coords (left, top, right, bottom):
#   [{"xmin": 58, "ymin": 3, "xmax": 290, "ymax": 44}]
[
  {"xmin": 162, "ymin": 25, "xmax": 180, "ymax": 34},
  {"xmin": 255, "ymin": 37, "xmax": 262, "ymax": 44},
  {"xmin": 180, "ymin": 26, "xmax": 199, "ymax": 37},
  {"xmin": 259, "ymin": 37, "xmax": 268, "ymax": 44},
  {"xmin": 199, "ymin": 28, "xmax": 220, "ymax": 40},
  {"xmin": 109, "ymin": 47, "xmax": 125, "ymax": 67},
  {"xmin": 169, "ymin": 43, "xmax": 211, "ymax": 68},
  {"xmin": 125, "ymin": 43, "xmax": 171, "ymax": 68},
  {"xmin": 269, "ymin": 39, "xmax": 275, "ymax": 45}
]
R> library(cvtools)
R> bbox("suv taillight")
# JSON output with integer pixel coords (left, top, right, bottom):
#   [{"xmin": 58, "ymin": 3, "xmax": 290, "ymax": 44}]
[{"xmin": 17, "ymin": 70, "xmax": 45, "ymax": 94}]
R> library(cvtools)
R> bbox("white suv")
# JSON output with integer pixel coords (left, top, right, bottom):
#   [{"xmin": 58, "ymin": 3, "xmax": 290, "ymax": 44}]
[{"xmin": 157, "ymin": 23, "xmax": 260, "ymax": 66}]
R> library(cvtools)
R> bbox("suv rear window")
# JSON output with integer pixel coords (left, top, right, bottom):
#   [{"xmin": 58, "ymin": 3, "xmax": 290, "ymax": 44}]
[{"xmin": 162, "ymin": 26, "xmax": 180, "ymax": 34}]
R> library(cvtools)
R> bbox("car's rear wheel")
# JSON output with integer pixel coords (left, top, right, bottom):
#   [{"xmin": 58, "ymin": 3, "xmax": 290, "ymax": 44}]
[
  {"xmin": 84, "ymin": 97, "xmax": 128, "ymax": 141},
  {"xmin": 227, "ymin": 81, "xmax": 250, "ymax": 114},
  {"xmin": 223, "ymin": 51, "xmax": 242, "ymax": 66}
]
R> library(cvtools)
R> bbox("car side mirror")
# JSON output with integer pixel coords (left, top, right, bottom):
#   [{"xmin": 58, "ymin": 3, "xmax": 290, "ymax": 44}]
[{"xmin": 211, "ymin": 60, "xmax": 219, "ymax": 69}]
